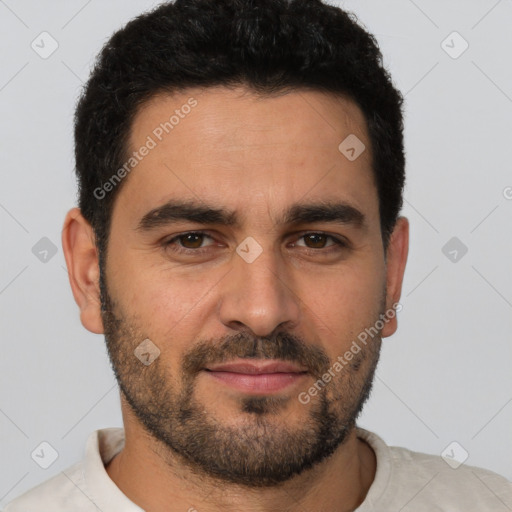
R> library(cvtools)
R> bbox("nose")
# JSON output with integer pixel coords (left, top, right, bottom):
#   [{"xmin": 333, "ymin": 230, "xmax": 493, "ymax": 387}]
[{"xmin": 218, "ymin": 245, "xmax": 301, "ymax": 337}]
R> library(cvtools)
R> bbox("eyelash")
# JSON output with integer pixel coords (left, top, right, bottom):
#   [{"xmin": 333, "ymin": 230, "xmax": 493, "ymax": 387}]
[{"xmin": 162, "ymin": 230, "xmax": 348, "ymax": 255}]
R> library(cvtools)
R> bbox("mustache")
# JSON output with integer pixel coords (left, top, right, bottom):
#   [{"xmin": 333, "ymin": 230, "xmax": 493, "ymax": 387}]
[{"xmin": 181, "ymin": 331, "xmax": 331, "ymax": 378}]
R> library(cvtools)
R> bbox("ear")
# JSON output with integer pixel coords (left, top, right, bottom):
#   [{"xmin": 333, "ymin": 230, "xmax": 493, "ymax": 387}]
[
  {"xmin": 381, "ymin": 216, "xmax": 409, "ymax": 338},
  {"xmin": 62, "ymin": 207, "xmax": 104, "ymax": 334}
]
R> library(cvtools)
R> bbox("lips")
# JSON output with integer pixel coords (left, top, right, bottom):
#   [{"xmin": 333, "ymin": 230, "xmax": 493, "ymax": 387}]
[
  {"xmin": 203, "ymin": 360, "xmax": 308, "ymax": 394},
  {"xmin": 204, "ymin": 360, "xmax": 308, "ymax": 374}
]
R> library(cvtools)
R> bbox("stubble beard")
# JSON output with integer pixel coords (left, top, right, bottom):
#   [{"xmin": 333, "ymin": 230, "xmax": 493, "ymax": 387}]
[{"xmin": 99, "ymin": 269, "xmax": 382, "ymax": 487}]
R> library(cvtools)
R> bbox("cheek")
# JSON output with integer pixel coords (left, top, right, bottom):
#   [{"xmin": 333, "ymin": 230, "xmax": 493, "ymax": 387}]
[
  {"xmin": 117, "ymin": 261, "xmax": 222, "ymax": 341},
  {"xmin": 115, "ymin": 249, "xmax": 191, "ymax": 309},
  {"xmin": 300, "ymin": 263, "xmax": 385, "ymax": 340}
]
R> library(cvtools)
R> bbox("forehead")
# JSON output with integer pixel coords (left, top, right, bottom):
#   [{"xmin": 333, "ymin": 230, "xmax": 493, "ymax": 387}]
[{"xmin": 114, "ymin": 85, "xmax": 378, "ymax": 227}]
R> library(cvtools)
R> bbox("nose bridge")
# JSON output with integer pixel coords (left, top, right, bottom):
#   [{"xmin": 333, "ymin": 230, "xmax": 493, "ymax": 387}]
[
  {"xmin": 218, "ymin": 240, "xmax": 300, "ymax": 336},
  {"xmin": 240, "ymin": 244, "xmax": 283, "ymax": 298}
]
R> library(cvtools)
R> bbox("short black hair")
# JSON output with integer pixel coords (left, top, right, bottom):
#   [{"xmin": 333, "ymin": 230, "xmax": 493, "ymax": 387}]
[{"xmin": 73, "ymin": 0, "xmax": 405, "ymax": 266}]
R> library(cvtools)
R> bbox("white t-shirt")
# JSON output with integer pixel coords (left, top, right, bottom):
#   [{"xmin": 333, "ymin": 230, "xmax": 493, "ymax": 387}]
[{"xmin": 3, "ymin": 427, "xmax": 512, "ymax": 511}]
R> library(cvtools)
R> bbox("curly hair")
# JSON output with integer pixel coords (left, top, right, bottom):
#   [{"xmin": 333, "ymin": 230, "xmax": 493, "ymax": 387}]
[{"xmin": 73, "ymin": 0, "xmax": 405, "ymax": 265}]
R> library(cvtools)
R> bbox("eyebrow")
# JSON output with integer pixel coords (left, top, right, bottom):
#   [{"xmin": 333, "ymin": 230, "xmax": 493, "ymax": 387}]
[{"xmin": 135, "ymin": 199, "xmax": 366, "ymax": 232}]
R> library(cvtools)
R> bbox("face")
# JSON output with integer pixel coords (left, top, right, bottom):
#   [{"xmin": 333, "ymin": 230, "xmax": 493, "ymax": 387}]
[{"xmin": 89, "ymin": 86, "xmax": 403, "ymax": 486}]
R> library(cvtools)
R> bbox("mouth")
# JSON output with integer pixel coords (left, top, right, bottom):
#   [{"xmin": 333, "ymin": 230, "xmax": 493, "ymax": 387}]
[{"xmin": 203, "ymin": 360, "xmax": 309, "ymax": 394}]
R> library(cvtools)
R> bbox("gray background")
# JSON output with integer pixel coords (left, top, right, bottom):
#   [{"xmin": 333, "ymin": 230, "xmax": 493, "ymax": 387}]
[{"xmin": 1, "ymin": 0, "xmax": 511, "ymax": 504}]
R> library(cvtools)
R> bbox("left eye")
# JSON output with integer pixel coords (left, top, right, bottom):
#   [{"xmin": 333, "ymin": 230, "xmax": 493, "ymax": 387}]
[{"xmin": 294, "ymin": 233, "xmax": 343, "ymax": 249}]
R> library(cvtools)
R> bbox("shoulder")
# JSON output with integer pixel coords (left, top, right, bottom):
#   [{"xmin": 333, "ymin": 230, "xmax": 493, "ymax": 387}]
[
  {"xmin": 2, "ymin": 461, "xmax": 99, "ymax": 512},
  {"xmin": 357, "ymin": 427, "xmax": 512, "ymax": 511},
  {"xmin": 3, "ymin": 428, "xmax": 125, "ymax": 512}
]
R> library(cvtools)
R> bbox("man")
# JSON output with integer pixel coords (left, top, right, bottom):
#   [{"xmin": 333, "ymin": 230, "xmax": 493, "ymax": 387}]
[{"xmin": 4, "ymin": 0, "xmax": 511, "ymax": 510}]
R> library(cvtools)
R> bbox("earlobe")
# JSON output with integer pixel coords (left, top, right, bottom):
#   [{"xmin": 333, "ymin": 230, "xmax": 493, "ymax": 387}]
[
  {"xmin": 381, "ymin": 216, "xmax": 409, "ymax": 338},
  {"xmin": 62, "ymin": 207, "xmax": 104, "ymax": 334}
]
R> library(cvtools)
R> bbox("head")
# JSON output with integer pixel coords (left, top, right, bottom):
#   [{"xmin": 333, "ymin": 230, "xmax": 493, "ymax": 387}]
[{"xmin": 63, "ymin": 0, "xmax": 408, "ymax": 487}]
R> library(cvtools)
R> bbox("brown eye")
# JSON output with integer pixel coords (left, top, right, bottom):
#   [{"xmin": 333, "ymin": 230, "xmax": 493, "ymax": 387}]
[
  {"xmin": 178, "ymin": 233, "xmax": 205, "ymax": 248},
  {"xmin": 292, "ymin": 232, "xmax": 347, "ymax": 252},
  {"xmin": 162, "ymin": 231, "xmax": 218, "ymax": 255},
  {"xmin": 303, "ymin": 233, "xmax": 329, "ymax": 248}
]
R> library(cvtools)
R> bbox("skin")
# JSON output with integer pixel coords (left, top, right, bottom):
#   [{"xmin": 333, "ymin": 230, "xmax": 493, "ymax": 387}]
[{"xmin": 62, "ymin": 85, "xmax": 409, "ymax": 512}]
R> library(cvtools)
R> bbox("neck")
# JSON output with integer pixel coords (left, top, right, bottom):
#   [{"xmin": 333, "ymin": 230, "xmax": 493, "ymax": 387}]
[{"xmin": 105, "ymin": 418, "xmax": 376, "ymax": 512}]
